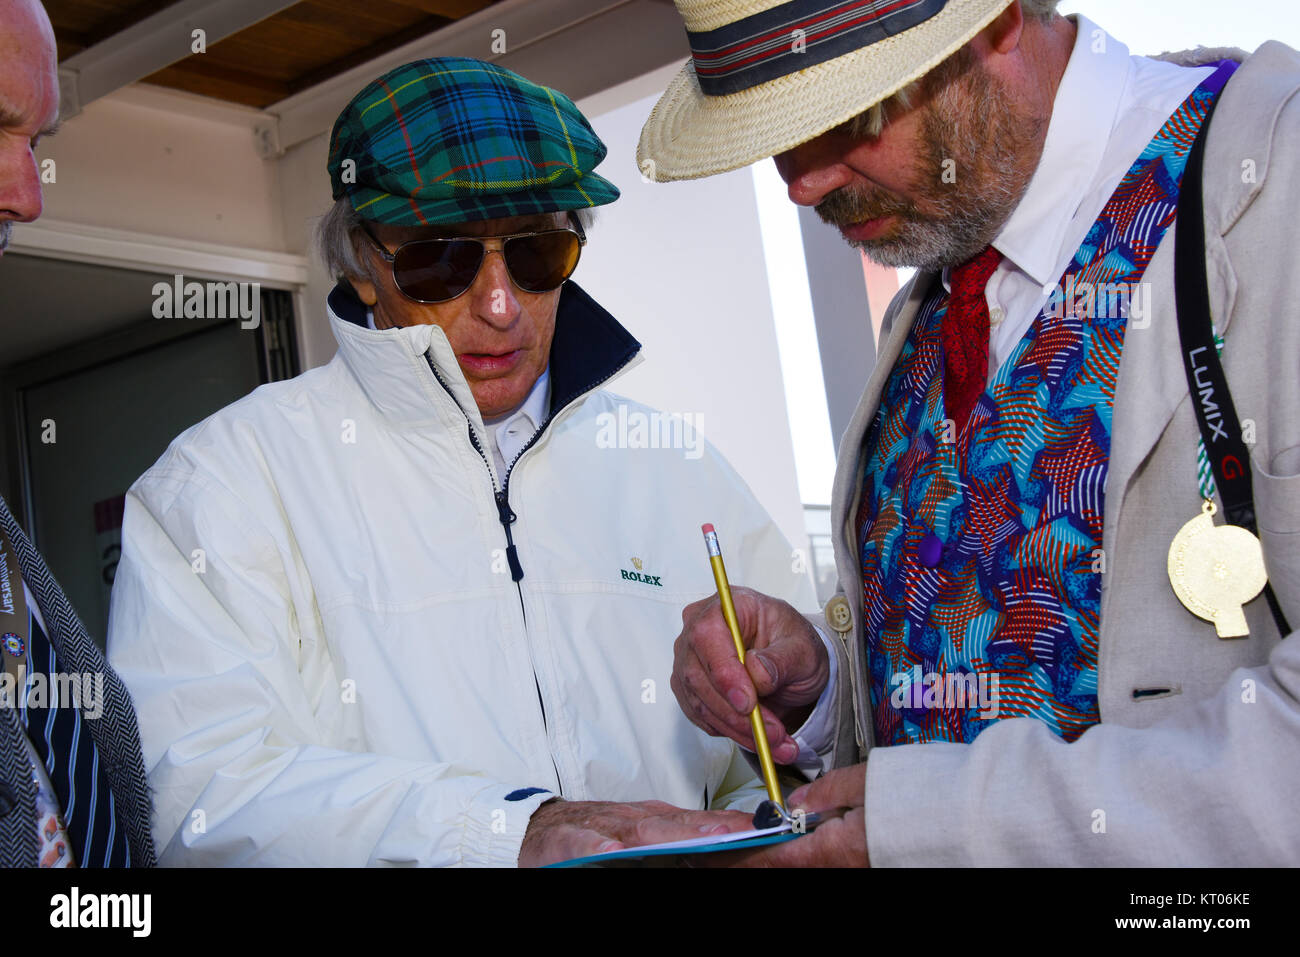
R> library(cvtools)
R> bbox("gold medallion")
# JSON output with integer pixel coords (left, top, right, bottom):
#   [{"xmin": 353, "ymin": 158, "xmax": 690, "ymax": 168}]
[{"xmin": 1167, "ymin": 500, "xmax": 1268, "ymax": 638}]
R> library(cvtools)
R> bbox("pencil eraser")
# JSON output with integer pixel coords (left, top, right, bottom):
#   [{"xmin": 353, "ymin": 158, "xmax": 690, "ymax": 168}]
[{"xmin": 701, "ymin": 523, "xmax": 715, "ymax": 534}]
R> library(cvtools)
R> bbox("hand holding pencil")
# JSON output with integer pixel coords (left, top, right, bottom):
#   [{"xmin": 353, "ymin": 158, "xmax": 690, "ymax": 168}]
[
  {"xmin": 701, "ymin": 523, "xmax": 785, "ymax": 807},
  {"xmin": 676, "ymin": 525, "xmax": 831, "ymax": 777}
]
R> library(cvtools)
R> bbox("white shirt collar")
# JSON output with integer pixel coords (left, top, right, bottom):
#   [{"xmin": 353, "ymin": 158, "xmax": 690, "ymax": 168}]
[
  {"xmin": 486, "ymin": 366, "xmax": 551, "ymax": 435},
  {"xmin": 991, "ymin": 14, "xmax": 1132, "ymax": 285},
  {"xmin": 942, "ymin": 14, "xmax": 1131, "ymax": 290},
  {"xmin": 485, "ymin": 366, "xmax": 551, "ymax": 486}
]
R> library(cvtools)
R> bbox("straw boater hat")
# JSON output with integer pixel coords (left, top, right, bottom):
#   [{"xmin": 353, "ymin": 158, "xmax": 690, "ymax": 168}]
[{"xmin": 638, "ymin": 0, "xmax": 1016, "ymax": 181}]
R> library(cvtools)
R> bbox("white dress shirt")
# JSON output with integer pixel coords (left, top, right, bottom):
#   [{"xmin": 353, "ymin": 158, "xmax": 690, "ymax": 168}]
[
  {"xmin": 792, "ymin": 16, "xmax": 1215, "ymax": 763},
  {"xmin": 483, "ymin": 368, "xmax": 551, "ymax": 489}
]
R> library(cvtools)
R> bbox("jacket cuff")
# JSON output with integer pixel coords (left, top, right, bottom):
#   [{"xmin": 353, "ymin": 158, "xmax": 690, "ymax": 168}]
[
  {"xmin": 459, "ymin": 784, "xmax": 555, "ymax": 867},
  {"xmin": 790, "ymin": 622, "xmax": 839, "ymax": 753}
]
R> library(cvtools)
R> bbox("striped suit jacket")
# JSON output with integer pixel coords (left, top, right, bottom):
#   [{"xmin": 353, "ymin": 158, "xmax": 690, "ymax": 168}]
[{"xmin": 0, "ymin": 496, "xmax": 155, "ymax": 867}]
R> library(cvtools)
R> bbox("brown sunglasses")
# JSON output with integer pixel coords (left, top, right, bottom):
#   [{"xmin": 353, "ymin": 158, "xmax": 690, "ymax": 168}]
[{"xmin": 358, "ymin": 216, "xmax": 586, "ymax": 304}]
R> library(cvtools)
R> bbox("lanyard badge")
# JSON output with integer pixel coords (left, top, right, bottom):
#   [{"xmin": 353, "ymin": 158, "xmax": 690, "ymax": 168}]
[
  {"xmin": 1167, "ymin": 76, "xmax": 1289, "ymax": 640},
  {"xmin": 0, "ymin": 526, "xmax": 30, "ymax": 694},
  {"xmin": 1168, "ymin": 500, "xmax": 1267, "ymax": 639}
]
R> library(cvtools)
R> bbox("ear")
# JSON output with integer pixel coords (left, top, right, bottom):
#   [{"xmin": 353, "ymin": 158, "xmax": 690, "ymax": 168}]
[
  {"xmin": 984, "ymin": 0, "xmax": 1025, "ymax": 56},
  {"xmin": 350, "ymin": 271, "xmax": 379, "ymax": 306}
]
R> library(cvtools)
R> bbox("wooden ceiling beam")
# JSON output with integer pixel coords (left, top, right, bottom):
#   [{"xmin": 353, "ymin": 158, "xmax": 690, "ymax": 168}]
[
  {"xmin": 58, "ymin": 0, "xmax": 301, "ymax": 116},
  {"xmin": 385, "ymin": 0, "xmax": 498, "ymax": 18},
  {"xmin": 79, "ymin": 0, "xmax": 185, "ymax": 49},
  {"xmin": 150, "ymin": 56, "xmax": 292, "ymax": 98},
  {"xmin": 269, "ymin": 0, "xmax": 654, "ymax": 152},
  {"xmin": 286, "ymin": 14, "xmax": 454, "ymax": 95}
]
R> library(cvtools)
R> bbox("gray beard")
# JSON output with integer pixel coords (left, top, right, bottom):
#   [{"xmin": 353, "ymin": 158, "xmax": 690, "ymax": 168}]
[
  {"xmin": 845, "ymin": 207, "xmax": 1005, "ymax": 271},
  {"xmin": 816, "ymin": 62, "xmax": 1044, "ymax": 272}
]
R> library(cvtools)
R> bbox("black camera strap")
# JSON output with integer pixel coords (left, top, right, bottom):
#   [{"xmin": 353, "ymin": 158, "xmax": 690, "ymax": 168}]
[{"xmin": 1174, "ymin": 82, "xmax": 1293, "ymax": 637}]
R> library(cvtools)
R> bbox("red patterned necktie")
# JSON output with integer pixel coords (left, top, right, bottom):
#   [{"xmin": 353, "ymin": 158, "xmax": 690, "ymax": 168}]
[{"xmin": 943, "ymin": 245, "xmax": 1003, "ymax": 428}]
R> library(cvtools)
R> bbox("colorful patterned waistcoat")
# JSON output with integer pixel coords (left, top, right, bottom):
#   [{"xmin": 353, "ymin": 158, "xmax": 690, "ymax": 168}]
[{"xmin": 857, "ymin": 64, "xmax": 1236, "ymax": 748}]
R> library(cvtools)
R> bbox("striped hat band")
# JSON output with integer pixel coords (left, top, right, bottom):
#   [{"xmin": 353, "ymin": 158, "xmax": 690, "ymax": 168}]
[{"xmin": 688, "ymin": 0, "xmax": 948, "ymax": 95}]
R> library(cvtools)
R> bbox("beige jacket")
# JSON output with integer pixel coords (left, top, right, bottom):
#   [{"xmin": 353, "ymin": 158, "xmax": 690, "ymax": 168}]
[{"xmin": 819, "ymin": 41, "xmax": 1300, "ymax": 865}]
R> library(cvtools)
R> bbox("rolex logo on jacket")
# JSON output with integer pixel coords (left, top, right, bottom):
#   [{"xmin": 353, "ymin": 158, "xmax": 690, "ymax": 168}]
[{"xmin": 621, "ymin": 557, "xmax": 663, "ymax": 587}]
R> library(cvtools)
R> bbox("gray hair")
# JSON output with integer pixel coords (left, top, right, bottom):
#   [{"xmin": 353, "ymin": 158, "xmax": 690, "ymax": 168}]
[
  {"xmin": 844, "ymin": 0, "xmax": 1061, "ymax": 139},
  {"xmin": 316, "ymin": 197, "xmax": 372, "ymax": 283},
  {"xmin": 315, "ymin": 198, "xmax": 596, "ymax": 283},
  {"xmin": 1020, "ymin": 0, "xmax": 1061, "ymax": 22}
]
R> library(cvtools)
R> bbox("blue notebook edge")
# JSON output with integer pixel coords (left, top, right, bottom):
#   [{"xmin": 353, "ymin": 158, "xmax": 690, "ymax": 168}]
[{"xmin": 545, "ymin": 830, "xmax": 802, "ymax": 868}]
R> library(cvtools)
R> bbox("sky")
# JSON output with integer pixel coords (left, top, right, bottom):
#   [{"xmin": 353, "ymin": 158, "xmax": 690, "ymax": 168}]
[
  {"xmin": 760, "ymin": 0, "xmax": 1300, "ymax": 506},
  {"xmin": 1059, "ymin": 0, "xmax": 1300, "ymax": 55}
]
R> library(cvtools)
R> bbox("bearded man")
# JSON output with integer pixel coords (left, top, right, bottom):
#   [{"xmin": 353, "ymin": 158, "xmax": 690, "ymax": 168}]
[{"xmin": 648, "ymin": 0, "xmax": 1300, "ymax": 864}]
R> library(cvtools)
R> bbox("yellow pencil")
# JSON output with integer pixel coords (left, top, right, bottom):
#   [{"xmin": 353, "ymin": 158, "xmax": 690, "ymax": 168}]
[{"xmin": 701, "ymin": 523, "xmax": 784, "ymax": 809}]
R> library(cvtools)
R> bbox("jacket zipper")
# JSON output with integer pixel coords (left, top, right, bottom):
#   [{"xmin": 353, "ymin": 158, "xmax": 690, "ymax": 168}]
[
  {"xmin": 419, "ymin": 355, "xmax": 560, "ymax": 794},
  {"xmin": 421, "ymin": 351, "xmax": 639, "ymax": 800},
  {"xmin": 492, "ymin": 357, "xmax": 639, "ymax": 799},
  {"xmin": 495, "ymin": 355, "xmax": 639, "ymax": 531}
]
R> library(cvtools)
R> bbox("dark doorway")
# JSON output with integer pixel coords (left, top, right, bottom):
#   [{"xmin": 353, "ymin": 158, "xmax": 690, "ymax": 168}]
[{"xmin": 0, "ymin": 253, "xmax": 300, "ymax": 647}]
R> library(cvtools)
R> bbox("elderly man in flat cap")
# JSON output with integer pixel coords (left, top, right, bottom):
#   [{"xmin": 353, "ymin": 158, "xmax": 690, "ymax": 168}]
[
  {"xmin": 653, "ymin": 0, "xmax": 1300, "ymax": 865},
  {"xmin": 107, "ymin": 57, "xmax": 813, "ymax": 866}
]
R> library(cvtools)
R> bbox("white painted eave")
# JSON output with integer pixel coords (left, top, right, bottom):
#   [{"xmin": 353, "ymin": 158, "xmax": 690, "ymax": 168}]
[{"xmin": 9, "ymin": 219, "xmax": 310, "ymax": 287}]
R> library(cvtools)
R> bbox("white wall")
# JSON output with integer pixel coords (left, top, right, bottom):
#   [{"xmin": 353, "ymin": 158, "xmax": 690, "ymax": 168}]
[
  {"xmin": 36, "ymin": 86, "xmax": 279, "ymax": 250},
  {"xmin": 276, "ymin": 129, "xmax": 336, "ymax": 370},
  {"xmin": 575, "ymin": 72, "xmax": 810, "ymax": 554}
]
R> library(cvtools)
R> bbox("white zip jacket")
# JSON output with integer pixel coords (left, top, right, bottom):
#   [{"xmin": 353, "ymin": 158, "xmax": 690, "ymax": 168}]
[{"xmin": 107, "ymin": 281, "xmax": 815, "ymax": 866}]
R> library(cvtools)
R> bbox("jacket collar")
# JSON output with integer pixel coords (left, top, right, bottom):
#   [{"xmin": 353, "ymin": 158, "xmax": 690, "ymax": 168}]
[
  {"xmin": 831, "ymin": 272, "xmax": 932, "ymax": 563},
  {"xmin": 1107, "ymin": 43, "xmax": 1298, "ymax": 516},
  {"xmin": 327, "ymin": 280, "xmax": 642, "ymax": 431}
]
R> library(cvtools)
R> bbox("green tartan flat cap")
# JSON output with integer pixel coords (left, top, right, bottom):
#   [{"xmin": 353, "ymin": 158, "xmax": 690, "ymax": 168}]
[{"xmin": 327, "ymin": 57, "xmax": 620, "ymax": 226}]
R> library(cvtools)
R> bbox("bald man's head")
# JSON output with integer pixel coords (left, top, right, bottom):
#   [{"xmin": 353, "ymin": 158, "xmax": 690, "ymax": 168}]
[{"xmin": 0, "ymin": 0, "xmax": 59, "ymax": 254}]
